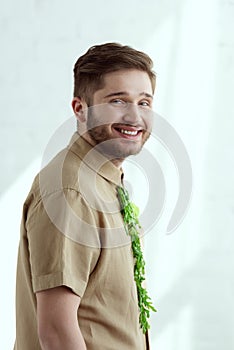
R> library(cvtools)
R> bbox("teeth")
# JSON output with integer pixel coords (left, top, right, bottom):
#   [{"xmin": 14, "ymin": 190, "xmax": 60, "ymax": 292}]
[{"xmin": 120, "ymin": 129, "xmax": 138, "ymax": 136}]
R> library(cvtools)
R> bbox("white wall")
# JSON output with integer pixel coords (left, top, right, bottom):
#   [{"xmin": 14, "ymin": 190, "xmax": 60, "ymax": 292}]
[{"xmin": 1, "ymin": 0, "xmax": 234, "ymax": 348}]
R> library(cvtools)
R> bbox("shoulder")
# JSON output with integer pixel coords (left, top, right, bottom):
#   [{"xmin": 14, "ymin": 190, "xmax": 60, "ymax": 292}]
[{"xmin": 26, "ymin": 146, "xmax": 83, "ymax": 206}]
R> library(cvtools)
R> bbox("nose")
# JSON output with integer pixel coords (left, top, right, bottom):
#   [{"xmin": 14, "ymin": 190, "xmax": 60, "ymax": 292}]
[{"xmin": 122, "ymin": 103, "xmax": 142, "ymax": 125}]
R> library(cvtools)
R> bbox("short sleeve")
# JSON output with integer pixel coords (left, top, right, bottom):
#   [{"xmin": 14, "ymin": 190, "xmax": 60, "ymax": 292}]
[{"xmin": 26, "ymin": 189, "xmax": 101, "ymax": 297}]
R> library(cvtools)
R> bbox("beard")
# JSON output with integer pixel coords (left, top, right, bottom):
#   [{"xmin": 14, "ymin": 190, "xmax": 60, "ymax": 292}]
[{"xmin": 86, "ymin": 110, "xmax": 150, "ymax": 159}]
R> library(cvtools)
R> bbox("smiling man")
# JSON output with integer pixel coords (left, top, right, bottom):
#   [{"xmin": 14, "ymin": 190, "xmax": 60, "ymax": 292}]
[
  {"xmin": 72, "ymin": 69, "xmax": 154, "ymax": 163},
  {"xmin": 14, "ymin": 43, "xmax": 156, "ymax": 350}
]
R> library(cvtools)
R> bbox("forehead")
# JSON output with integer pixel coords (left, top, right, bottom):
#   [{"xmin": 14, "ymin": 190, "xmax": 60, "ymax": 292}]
[{"xmin": 99, "ymin": 69, "xmax": 153, "ymax": 95}]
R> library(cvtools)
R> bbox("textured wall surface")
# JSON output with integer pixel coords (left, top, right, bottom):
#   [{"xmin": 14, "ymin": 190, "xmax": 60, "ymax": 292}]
[{"xmin": 1, "ymin": 0, "xmax": 234, "ymax": 349}]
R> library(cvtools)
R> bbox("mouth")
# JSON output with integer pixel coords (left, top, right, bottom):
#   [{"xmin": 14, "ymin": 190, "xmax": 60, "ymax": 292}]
[{"xmin": 112, "ymin": 125, "xmax": 143, "ymax": 140}]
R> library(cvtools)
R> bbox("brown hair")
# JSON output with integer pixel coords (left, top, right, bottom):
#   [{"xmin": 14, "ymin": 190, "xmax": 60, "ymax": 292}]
[{"xmin": 73, "ymin": 42, "xmax": 156, "ymax": 105}]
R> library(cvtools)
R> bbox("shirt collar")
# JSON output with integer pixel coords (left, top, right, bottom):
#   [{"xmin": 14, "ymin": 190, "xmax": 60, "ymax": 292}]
[{"xmin": 68, "ymin": 132, "xmax": 123, "ymax": 187}]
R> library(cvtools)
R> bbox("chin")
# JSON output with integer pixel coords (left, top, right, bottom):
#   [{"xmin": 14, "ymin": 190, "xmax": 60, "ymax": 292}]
[{"xmin": 96, "ymin": 140, "xmax": 143, "ymax": 159}]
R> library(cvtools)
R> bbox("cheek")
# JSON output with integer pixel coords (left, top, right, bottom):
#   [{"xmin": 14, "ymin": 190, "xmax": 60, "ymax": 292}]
[
  {"xmin": 143, "ymin": 117, "xmax": 153, "ymax": 133},
  {"xmin": 90, "ymin": 106, "xmax": 122, "ymax": 128}
]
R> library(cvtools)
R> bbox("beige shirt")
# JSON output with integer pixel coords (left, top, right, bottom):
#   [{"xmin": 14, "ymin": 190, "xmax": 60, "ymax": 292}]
[{"xmin": 14, "ymin": 132, "xmax": 147, "ymax": 349}]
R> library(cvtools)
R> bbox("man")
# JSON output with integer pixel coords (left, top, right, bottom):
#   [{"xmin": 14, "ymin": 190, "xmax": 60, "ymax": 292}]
[{"xmin": 14, "ymin": 42, "xmax": 156, "ymax": 349}]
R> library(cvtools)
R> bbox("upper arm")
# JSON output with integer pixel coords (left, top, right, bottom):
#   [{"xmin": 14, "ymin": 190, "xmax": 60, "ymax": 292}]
[
  {"xmin": 36, "ymin": 286, "xmax": 81, "ymax": 339},
  {"xmin": 27, "ymin": 190, "xmax": 100, "ymax": 298}
]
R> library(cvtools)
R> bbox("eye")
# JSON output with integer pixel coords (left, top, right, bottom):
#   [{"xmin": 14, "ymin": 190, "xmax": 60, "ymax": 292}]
[
  {"xmin": 110, "ymin": 99, "xmax": 127, "ymax": 106},
  {"xmin": 139, "ymin": 100, "xmax": 151, "ymax": 107}
]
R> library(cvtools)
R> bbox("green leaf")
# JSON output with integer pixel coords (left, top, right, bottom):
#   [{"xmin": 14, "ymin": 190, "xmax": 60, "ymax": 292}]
[{"xmin": 116, "ymin": 185, "xmax": 157, "ymax": 334}]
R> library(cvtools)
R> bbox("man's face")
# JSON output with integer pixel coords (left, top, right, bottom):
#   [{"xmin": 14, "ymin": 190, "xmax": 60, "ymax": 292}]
[{"xmin": 81, "ymin": 69, "xmax": 154, "ymax": 160}]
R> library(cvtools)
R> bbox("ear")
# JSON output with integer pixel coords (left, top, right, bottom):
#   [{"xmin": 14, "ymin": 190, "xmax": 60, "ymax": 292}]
[{"xmin": 71, "ymin": 97, "xmax": 87, "ymax": 122}]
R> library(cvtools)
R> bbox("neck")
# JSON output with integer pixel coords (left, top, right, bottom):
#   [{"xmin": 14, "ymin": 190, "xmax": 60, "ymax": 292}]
[
  {"xmin": 79, "ymin": 131, "xmax": 125, "ymax": 169},
  {"xmin": 111, "ymin": 158, "xmax": 124, "ymax": 168}
]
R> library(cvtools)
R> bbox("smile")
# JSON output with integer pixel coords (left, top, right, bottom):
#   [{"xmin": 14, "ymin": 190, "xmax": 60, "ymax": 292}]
[
  {"xmin": 112, "ymin": 126, "xmax": 143, "ymax": 140},
  {"xmin": 120, "ymin": 129, "xmax": 138, "ymax": 136}
]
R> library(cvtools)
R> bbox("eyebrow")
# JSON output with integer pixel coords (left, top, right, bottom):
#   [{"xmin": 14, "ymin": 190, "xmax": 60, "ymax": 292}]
[{"xmin": 103, "ymin": 91, "xmax": 154, "ymax": 99}]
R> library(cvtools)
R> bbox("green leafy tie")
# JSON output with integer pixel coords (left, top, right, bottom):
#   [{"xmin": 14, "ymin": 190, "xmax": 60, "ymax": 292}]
[{"xmin": 116, "ymin": 186, "xmax": 157, "ymax": 334}]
